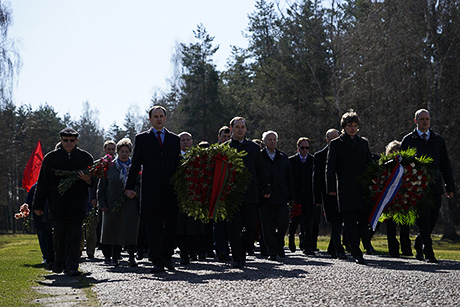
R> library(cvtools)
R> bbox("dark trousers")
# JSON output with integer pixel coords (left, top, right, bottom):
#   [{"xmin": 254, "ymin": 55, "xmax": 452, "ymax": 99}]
[
  {"xmin": 143, "ymin": 212, "xmax": 177, "ymax": 266},
  {"xmin": 327, "ymin": 219, "xmax": 345, "ymax": 256},
  {"xmin": 288, "ymin": 215, "xmax": 303, "ymax": 249},
  {"xmin": 414, "ymin": 194, "xmax": 442, "ymax": 259},
  {"xmin": 342, "ymin": 210, "xmax": 368, "ymax": 260},
  {"xmin": 214, "ymin": 221, "xmax": 229, "ymax": 256},
  {"xmin": 302, "ymin": 213, "xmax": 315, "ymax": 252},
  {"xmin": 227, "ymin": 202, "xmax": 258, "ymax": 262},
  {"xmin": 259, "ymin": 204, "xmax": 289, "ymax": 257},
  {"xmin": 34, "ymin": 214, "xmax": 54, "ymax": 262},
  {"xmin": 52, "ymin": 218, "xmax": 82, "ymax": 271},
  {"xmin": 386, "ymin": 220, "xmax": 412, "ymax": 256}
]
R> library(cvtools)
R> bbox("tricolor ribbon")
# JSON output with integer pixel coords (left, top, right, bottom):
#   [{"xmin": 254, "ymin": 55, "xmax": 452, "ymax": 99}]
[
  {"xmin": 369, "ymin": 155, "xmax": 404, "ymax": 231},
  {"xmin": 209, "ymin": 157, "xmax": 229, "ymax": 219}
]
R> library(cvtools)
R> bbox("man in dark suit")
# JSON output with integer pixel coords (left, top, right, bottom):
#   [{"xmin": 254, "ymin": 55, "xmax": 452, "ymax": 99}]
[
  {"xmin": 227, "ymin": 117, "xmax": 271, "ymax": 268},
  {"xmin": 313, "ymin": 129, "xmax": 347, "ymax": 259},
  {"xmin": 326, "ymin": 110, "xmax": 372, "ymax": 265},
  {"xmin": 289, "ymin": 137, "xmax": 316, "ymax": 255},
  {"xmin": 401, "ymin": 108, "xmax": 455, "ymax": 263},
  {"xmin": 125, "ymin": 106, "xmax": 181, "ymax": 273}
]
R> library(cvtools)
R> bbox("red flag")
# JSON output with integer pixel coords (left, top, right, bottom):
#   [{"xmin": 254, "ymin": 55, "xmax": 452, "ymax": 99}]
[{"xmin": 22, "ymin": 140, "xmax": 44, "ymax": 192}]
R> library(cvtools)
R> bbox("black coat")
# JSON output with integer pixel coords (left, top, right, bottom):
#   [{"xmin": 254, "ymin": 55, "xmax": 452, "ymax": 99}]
[
  {"xmin": 326, "ymin": 133, "xmax": 372, "ymax": 212},
  {"xmin": 289, "ymin": 153, "xmax": 314, "ymax": 215},
  {"xmin": 401, "ymin": 128, "xmax": 455, "ymax": 195},
  {"xmin": 228, "ymin": 138, "xmax": 270, "ymax": 203},
  {"xmin": 33, "ymin": 145, "xmax": 94, "ymax": 221},
  {"xmin": 125, "ymin": 128, "xmax": 181, "ymax": 215},
  {"xmin": 259, "ymin": 149, "xmax": 295, "ymax": 206},
  {"xmin": 313, "ymin": 145, "xmax": 340, "ymax": 222}
]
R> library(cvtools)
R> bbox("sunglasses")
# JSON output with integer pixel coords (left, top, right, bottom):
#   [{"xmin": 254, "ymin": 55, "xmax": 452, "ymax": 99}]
[
  {"xmin": 61, "ymin": 138, "xmax": 76, "ymax": 143},
  {"xmin": 299, "ymin": 146, "xmax": 310, "ymax": 150}
]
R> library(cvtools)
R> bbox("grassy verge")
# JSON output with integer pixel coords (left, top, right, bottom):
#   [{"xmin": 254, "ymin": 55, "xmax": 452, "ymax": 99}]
[
  {"xmin": 314, "ymin": 234, "xmax": 460, "ymax": 261},
  {"xmin": 0, "ymin": 234, "xmax": 46, "ymax": 306}
]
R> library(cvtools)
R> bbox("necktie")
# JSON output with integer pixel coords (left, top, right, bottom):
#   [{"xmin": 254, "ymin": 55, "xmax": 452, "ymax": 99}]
[
  {"xmin": 422, "ymin": 133, "xmax": 427, "ymax": 143},
  {"xmin": 156, "ymin": 131, "xmax": 162, "ymax": 146}
]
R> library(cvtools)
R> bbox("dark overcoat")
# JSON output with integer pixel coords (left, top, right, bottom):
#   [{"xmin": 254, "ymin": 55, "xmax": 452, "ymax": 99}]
[
  {"xmin": 33, "ymin": 145, "xmax": 93, "ymax": 221},
  {"xmin": 125, "ymin": 128, "xmax": 181, "ymax": 215},
  {"xmin": 259, "ymin": 149, "xmax": 295, "ymax": 206},
  {"xmin": 313, "ymin": 145, "xmax": 340, "ymax": 222},
  {"xmin": 289, "ymin": 152, "xmax": 315, "ymax": 215},
  {"xmin": 326, "ymin": 133, "xmax": 372, "ymax": 212},
  {"xmin": 228, "ymin": 138, "xmax": 270, "ymax": 204},
  {"xmin": 401, "ymin": 128, "xmax": 455, "ymax": 195}
]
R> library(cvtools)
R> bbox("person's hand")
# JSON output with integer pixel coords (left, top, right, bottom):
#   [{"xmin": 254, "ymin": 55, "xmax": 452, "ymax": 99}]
[
  {"xmin": 78, "ymin": 171, "xmax": 91, "ymax": 184},
  {"xmin": 125, "ymin": 190, "xmax": 136, "ymax": 199},
  {"xmin": 264, "ymin": 194, "xmax": 271, "ymax": 199},
  {"xmin": 328, "ymin": 192, "xmax": 336, "ymax": 196},
  {"xmin": 315, "ymin": 203, "xmax": 322, "ymax": 207},
  {"xmin": 34, "ymin": 209, "xmax": 44, "ymax": 216},
  {"xmin": 446, "ymin": 192, "xmax": 454, "ymax": 199},
  {"xmin": 101, "ymin": 207, "xmax": 109, "ymax": 213},
  {"xmin": 90, "ymin": 199, "xmax": 97, "ymax": 207}
]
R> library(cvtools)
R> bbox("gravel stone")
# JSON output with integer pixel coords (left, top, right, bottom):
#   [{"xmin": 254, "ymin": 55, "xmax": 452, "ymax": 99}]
[{"xmin": 75, "ymin": 249, "xmax": 460, "ymax": 306}]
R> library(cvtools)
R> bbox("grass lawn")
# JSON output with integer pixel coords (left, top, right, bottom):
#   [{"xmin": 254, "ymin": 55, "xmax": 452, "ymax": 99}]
[{"xmin": 0, "ymin": 234, "xmax": 47, "ymax": 307}]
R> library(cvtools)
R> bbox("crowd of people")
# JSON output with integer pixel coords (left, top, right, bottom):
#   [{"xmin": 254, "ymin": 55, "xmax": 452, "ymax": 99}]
[{"xmin": 27, "ymin": 106, "xmax": 455, "ymax": 275}]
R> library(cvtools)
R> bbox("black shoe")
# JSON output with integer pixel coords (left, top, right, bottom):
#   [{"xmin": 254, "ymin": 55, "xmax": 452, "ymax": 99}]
[
  {"xmin": 128, "ymin": 259, "xmax": 138, "ymax": 267},
  {"xmin": 207, "ymin": 251, "xmax": 215, "ymax": 258},
  {"xmin": 150, "ymin": 264, "xmax": 165, "ymax": 273},
  {"xmin": 104, "ymin": 257, "xmax": 111, "ymax": 263},
  {"xmin": 180, "ymin": 257, "xmax": 190, "ymax": 265},
  {"xmin": 136, "ymin": 253, "xmax": 144, "ymax": 261},
  {"xmin": 87, "ymin": 254, "xmax": 94, "ymax": 259},
  {"xmin": 338, "ymin": 253, "xmax": 348, "ymax": 260},
  {"xmin": 232, "ymin": 260, "xmax": 244, "ymax": 268},
  {"xmin": 303, "ymin": 249, "xmax": 315, "ymax": 256},
  {"xmin": 52, "ymin": 264, "xmax": 63, "ymax": 274},
  {"xmin": 427, "ymin": 257, "xmax": 438, "ymax": 263},
  {"xmin": 355, "ymin": 257, "xmax": 366, "ymax": 265},
  {"xmin": 401, "ymin": 252, "xmax": 413, "ymax": 257},
  {"xmin": 164, "ymin": 260, "xmax": 175, "ymax": 271},
  {"xmin": 390, "ymin": 253, "xmax": 400, "ymax": 258},
  {"xmin": 268, "ymin": 255, "xmax": 278, "ymax": 261},
  {"xmin": 366, "ymin": 247, "xmax": 375, "ymax": 255},
  {"xmin": 65, "ymin": 269, "xmax": 82, "ymax": 276},
  {"xmin": 247, "ymin": 250, "xmax": 255, "ymax": 256},
  {"xmin": 217, "ymin": 253, "xmax": 230, "ymax": 262},
  {"xmin": 110, "ymin": 259, "xmax": 119, "ymax": 267},
  {"xmin": 415, "ymin": 253, "xmax": 425, "ymax": 261},
  {"xmin": 289, "ymin": 236, "xmax": 296, "ymax": 253},
  {"xmin": 278, "ymin": 249, "xmax": 286, "ymax": 258}
]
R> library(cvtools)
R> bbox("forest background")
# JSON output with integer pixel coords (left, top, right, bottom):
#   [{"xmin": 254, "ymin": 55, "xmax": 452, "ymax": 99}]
[{"xmin": 1, "ymin": 0, "xmax": 459, "ymax": 238}]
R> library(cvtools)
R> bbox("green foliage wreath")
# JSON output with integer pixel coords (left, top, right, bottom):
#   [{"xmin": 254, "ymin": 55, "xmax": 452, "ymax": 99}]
[
  {"xmin": 173, "ymin": 144, "xmax": 250, "ymax": 223},
  {"xmin": 359, "ymin": 148, "xmax": 435, "ymax": 225}
]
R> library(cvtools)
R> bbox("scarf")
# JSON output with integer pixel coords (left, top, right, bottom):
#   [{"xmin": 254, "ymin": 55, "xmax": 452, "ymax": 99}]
[{"xmin": 116, "ymin": 157, "xmax": 131, "ymax": 185}]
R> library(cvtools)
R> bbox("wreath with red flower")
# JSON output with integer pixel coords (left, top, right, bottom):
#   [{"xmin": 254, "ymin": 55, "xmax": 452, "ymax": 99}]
[
  {"xmin": 359, "ymin": 148, "xmax": 435, "ymax": 225},
  {"xmin": 173, "ymin": 144, "xmax": 250, "ymax": 223}
]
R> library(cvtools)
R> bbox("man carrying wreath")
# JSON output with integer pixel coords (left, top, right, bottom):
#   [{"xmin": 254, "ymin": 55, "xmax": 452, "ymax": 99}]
[{"xmin": 401, "ymin": 108, "xmax": 455, "ymax": 263}]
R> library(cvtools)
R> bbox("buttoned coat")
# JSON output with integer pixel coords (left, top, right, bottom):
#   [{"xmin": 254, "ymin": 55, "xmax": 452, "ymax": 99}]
[
  {"xmin": 289, "ymin": 152, "xmax": 314, "ymax": 215},
  {"xmin": 326, "ymin": 133, "xmax": 372, "ymax": 212},
  {"xmin": 125, "ymin": 128, "xmax": 181, "ymax": 215},
  {"xmin": 259, "ymin": 149, "xmax": 295, "ymax": 206}
]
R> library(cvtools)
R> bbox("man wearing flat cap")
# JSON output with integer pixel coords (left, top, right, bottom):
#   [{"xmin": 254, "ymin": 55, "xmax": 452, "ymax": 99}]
[{"xmin": 33, "ymin": 128, "xmax": 94, "ymax": 276}]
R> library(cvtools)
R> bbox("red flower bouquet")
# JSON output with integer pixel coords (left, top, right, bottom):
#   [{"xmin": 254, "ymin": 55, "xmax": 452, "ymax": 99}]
[
  {"xmin": 173, "ymin": 144, "xmax": 250, "ymax": 223},
  {"xmin": 14, "ymin": 203, "xmax": 31, "ymax": 231},
  {"xmin": 54, "ymin": 154, "xmax": 113, "ymax": 196}
]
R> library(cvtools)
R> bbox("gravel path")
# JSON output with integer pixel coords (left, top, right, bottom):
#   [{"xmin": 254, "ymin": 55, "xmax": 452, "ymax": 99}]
[{"xmin": 77, "ymin": 249, "xmax": 460, "ymax": 306}]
